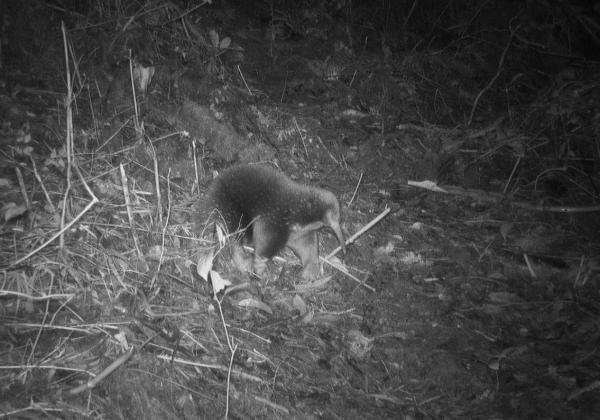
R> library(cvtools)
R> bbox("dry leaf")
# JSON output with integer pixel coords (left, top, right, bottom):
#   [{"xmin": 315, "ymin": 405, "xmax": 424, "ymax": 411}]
[
  {"xmin": 292, "ymin": 294, "xmax": 307, "ymax": 314},
  {"xmin": 237, "ymin": 297, "xmax": 272, "ymax": 314},
  {"xmin": 219, "ymin": 37, "xmax": 231, "ymax": 49},
  {"xmin": 209, "ymin": 270, "xmax": 231, "ymax": 293},
  {"xmin": 196, "ymin": 249, "xmax": 214, "ymax": 281},
  {"xmin": 0, "ymin": 178, "xmax": 13, "ymax": 188},
  {"xmin": 2, "ymin": 202, "xmax": 27, "ymax": 221}
]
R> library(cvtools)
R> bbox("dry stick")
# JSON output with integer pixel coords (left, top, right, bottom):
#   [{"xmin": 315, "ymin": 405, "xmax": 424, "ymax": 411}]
[
  {"xmin": 322, "ymin": 207, "xmax": 392, "ymax": 293},
  {"xmin": 24, "ymin": 272, "xmax": 74, "ymax": 383},
  {"xmin": 0, "ymin": 290, "xmax": 73, "ymax": 300},
  {"xmin": 568, "ymin": 380, "xmax": 600, "ymax": 401},
  {"xmin": 24, "ymin": 271, "xmax": 54, "ymax": 381},
  {"xmin": 30, "ymin": 156, "xmax": 56, "ymax": 213},
  {"xmin": 231, "ymin": 327, "xmax": 271, "ymax": 344},
  {"xmin": 471, "ymin": 134, "xmax": 524, "ymax": 165},
  {"xmin": 47, "ymin": 293, "xmax": 75, "ymax": 328},
  {"xmin": 128, "ymin": 50, "xmax": 142, "ymax": 139},
  {"xmin": 26, "ymin": 280, "xmax": 74, "ymax": 385},
  {"xmin": 0, "ymin": 402, "xmax": 91, "ymax": 418},
  {"xmin": 150, "ymin": 169, "xmax": 171, "ymax": 290},
  {"xmin": 467, "ymin": 20, "xmax": 518, "ymax": 126},
  {"xmin": 14, "ymin": 165, "xmax": 31, "ymax": 210},
  {"xmin": 316, "ymin": 135, "xmax": 340, "ymax": 165},
  {"xmin": 87, "ymin": 84, "xmax": 99, "ymax": 149},
  {"xmin": 268, "ymin": 1, "xmax": 274, "ymax": 58},
  {"xmin": 5, "ymin": 322, "xmax": 123, "ymax": 333},
  {"xmin": 111, "ymin": 130, "xmax": 188, "ymax": 156},
  {"xmin": 327, "ymin": 207, "xmax": 391, "ymax": 260},
  {"xmin": 523, "ymin": 254, "xmax": 537, "ymax": 279},
  {"xmin": 120, "ymin": 3, "xmax": 164, "ymax": 33},
  {"xmin": 119, "ymin": 164, "xmax": 142, "ymax": 258},
  {"xmin": 466, "ymin": 117, "xmax": 503, "ymax": 139},
  {"xmin": 215, "ymin": 294, "xmax": 233, "ymax": 352},
  {"xmin": 574, "ymin": 255, "xmax": 586, "ymax": 287},
  {"xmin": 192, "ymin": 139, "xmax": 200, "ymax": 194},
  {"xmin": 156, "ymin": 355, "xmax": 264, "ymax": 383},
  {"xmin": 347, "ymin": 171, "xmax": 363, "ymax": 206},
  {"xmin": 179, "ymin": 14, "xmax": 193, "ymax": 43},
  {"xmin": 503, "ymin": 155, "xmax": 521, "ymax": 194},
  {"xmin": 61, "ymin": 21, "xmax": 74, "ymax": 177},
  {"xmin": 165, "ymin": 1, "xmax": 209, "ymax": 24},
  {"xmin": 253, "ymin": 396, "xmax": 290, "ymax": 415},
  {"xmin": 404, "ymin": 0, "xmax": 419, "ymax": 28},
  {"xmin": 10, "ymin": 165, "xmax": 98, "ymax": 267},
  {"xmin": 514, "ymin": 203, "xmax": 600, "ymax": 213},
  {"xmin": 213, "ymin": 273, "xmax": 237, "ymax": 418},
  {"xmin": 236, "ymin": 64, "xmax": 253, "ymax": 95},
  {"xmin": 68, "ymin": 347, "xmax": 135, "ymax": 395},
  {"xmin": 180, "ymin": 330, "xmax": 210, "ymax": 353},
  {"xmin": 67, "ymin": 36, "xmax": 83, "ymax": 94},
  {"xmin": 0, "ymin": 364, "xmax": 92, "ymax": 376},
  {"xmin": 280, "ymin": 70, "xmax": 288, "ymax": 103},
  {"xmin": 106, "ymin": 255, "xmax": 132, "ymax": 292},
  {"xmin": 225, "ymin": 343, "xmax": 238, "ymax": 419},
  {"xmin": 348, "ymin": 69, "xmax": 357, "ymax": 88},
  {"xmin": 292, "ymin": 117, "xmax": 309, "ymax": 160},
  {"xmin": 95, "ymin": 118, "xmax": 130, "ymax": 153},
  {"xmin": 148, "ymin": 138, "xmax": 162, "ymax": 225},
  {"xmin": 420, "ymin": 183, "xmax": 600, "ymax": 213},
  {"xmin": 61, "ymin": 21, "xmax": 74, "ymax": 250},
  {"xmin": 321, "ymin": 256, "xmax": 375, "ymax": 292}
]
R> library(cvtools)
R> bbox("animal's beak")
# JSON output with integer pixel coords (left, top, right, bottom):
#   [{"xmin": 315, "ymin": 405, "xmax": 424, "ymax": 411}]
[{"xmin": 328, "ymin": 219, "xmax": 346, "ymax": 255}]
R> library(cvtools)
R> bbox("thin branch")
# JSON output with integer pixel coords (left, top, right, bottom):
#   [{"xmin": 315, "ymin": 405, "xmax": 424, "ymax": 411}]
[{"xmin": 468, "ymin": 20, "xmax": 519, "ymax": 126}]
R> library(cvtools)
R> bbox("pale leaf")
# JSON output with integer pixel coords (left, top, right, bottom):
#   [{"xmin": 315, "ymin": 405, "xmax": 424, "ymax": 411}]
[
  {"xmin": 237, "ymin": 297, "xmax": 273, "ymax": 314},
  {"xmin": 2, "ymin": 203, "xmax": 27, "ymax": 221},
  {"xmin": 196, "ymin": 249, "xmax": 214, "ymax": 281},
  {"xmin": 210, "ymin": 270, "xmax": 231, "ymax": 293},
  {"xmin": 292, "ymin": 294, "xmax": 307, "ymax": 314},
  {"xmin": 219, "ymin": 37, "xmax": 231, "ymax": 49},
  {"xmin": 146, "ymin": 245, "xmax": 164, "ymax": 261},
  {"xmin": 0, "ymin": 178, "xmax": 13, "ymax": 188}
]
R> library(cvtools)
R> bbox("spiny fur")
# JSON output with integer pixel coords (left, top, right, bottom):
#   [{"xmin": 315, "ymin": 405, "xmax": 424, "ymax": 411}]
[{"xmin": 195, "ymin": 164, "xmax": 344, "ymax": 278}]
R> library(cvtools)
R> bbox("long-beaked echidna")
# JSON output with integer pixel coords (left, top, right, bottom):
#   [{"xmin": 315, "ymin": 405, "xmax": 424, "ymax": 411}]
[{"xmin": 198, "ymin": 164, "xmax": 345, "ymax": 279}]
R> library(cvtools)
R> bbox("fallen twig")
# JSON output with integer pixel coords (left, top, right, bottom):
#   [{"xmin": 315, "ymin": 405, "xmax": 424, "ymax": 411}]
[
  {"xmin": 10, "ymin": 165, "xmax": 98, "ymax": 267},
  {"xmin": 413, "ymin": 183, "xmax": 600, "ymax": 213},
  {"xmin": 156, "ymin": 354, "xmax": 264, "ymax": 383},
  {"xmin": 327, "ymin": 207, "xmax": 391, "ymax": 259},
  {"xmin": 68, "ymin": 347, "xmax": 135, "ymax": 395},
  {"xmin": 0, "ymin": 291, "xmax": 74, "ymax": 301},
  {"xmin": 119, "ymin": 163, "xmax": 142, "ymax": 258},
  {"xmin": 321, "ymin": 257, "xmax": 375, "ymax": 292},
  {"xmin": 347, "ymin": 171, "xmax": 363, "ymax": 206},
  {"xmin": 468, "ymin": 19, "xmax": 518, "ymax": 125},
  {"xmin": 254, "ymin": 396, "xmax": 289, "ymax": 415}
]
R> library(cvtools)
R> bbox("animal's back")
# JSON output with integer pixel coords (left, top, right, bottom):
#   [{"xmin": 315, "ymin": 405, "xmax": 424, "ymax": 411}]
[{"xmin": 209, "ymin": 164, "xmax": 290, "ymax": 231}]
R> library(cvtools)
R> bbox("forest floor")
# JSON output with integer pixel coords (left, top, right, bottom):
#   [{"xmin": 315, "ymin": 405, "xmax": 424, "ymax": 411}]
[{"xmin": 1, "ymin": 2, "xmax": 599, "ymax": 419}]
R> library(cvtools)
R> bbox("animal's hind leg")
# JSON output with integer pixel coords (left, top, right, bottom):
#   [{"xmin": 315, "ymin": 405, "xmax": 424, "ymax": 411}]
[{"xmin": 287, "ymin": 231, "xmax": 320, "ymax": 280}]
